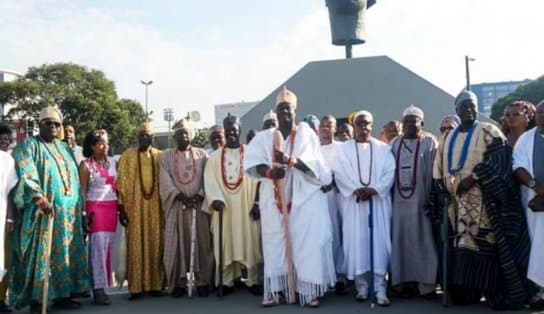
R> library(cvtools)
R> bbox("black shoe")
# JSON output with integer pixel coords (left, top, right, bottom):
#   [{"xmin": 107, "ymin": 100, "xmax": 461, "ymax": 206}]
[
  {"xmin": 216, "ymin": 285, "xmax": 234, "ymax": 297},
  {"xmin": 530, "ymin": 299, "xmax": 544, "ymax": 310},
  {"xmin": 197, "ymin": 286, "xmax": 210, "ymax": 297},
  {"xmin": 421, "ymin": 291, "xmax": 438, "ymax": 300},
  {"xmin": 247, "ymin": 285, "xmax": 263, "ymax": 296},
  {"xmin": 30, "ymin": 302, "xmax": 42, "ymax": 314},
  {"xmin": 0, "ymin": 302, "xmax": 11, "ymax": 313},
  {"xmin": 52, "ymin": 298, "xmax": 82, "ymax": 310},
  {"xmin": 335, "ymin": 281, "xmax": 347, "ymax": 295},
  {"xmin": 170, "ymin": 287, "xmax": 186, "ymax": 298},
  {"xmin": 70, "ymin": 291, "xmax": 91, "ymax": 298},
  {"xmin": 148, "ymin": 290, "xmax": 166, "ymax": 297},
  {"xmin": 128, "ymin": 293, "xmax": 142, "ymax": 301}
]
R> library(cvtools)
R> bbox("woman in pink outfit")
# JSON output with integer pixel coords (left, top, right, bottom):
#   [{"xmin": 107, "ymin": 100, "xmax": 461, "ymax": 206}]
[{"xmin": 79, "ymin": 129, "xmax": 118, "ymax": 305}]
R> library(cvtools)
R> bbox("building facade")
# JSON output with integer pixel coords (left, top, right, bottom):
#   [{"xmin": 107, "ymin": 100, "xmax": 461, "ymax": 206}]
[
  {"xmin": 471, "ymin": 80, "xmax": 530, "ymax": 116},
  {"xmin": 214, "ymin": 101, "xmax": 258, "ymax": 125}
]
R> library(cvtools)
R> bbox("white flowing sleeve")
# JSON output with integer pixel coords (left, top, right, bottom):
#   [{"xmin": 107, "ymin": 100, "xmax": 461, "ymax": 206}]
[
  {"xmin": 244, "ymin": 129, "xmax": 273, "ymax": 179},
  {"xmin": 373, "ymin": 143, "xmax": 395, "ymax": 200},
  {"xmin": 512, "ymin": 129, "xmax": 532, "ymax": 174},
  {"xmin": 332, "ymin": 141, "xmax": 359, "ymax": 198}
]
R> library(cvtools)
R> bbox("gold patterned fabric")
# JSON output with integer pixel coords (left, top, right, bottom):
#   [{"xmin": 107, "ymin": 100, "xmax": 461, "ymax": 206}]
[{"xmin": 117, "ymin": 147, "xmax": 165, "ymax": 294}]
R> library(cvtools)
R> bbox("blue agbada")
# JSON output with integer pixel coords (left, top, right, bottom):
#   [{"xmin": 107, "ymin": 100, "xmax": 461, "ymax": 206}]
[{"xmin": 10, "ymin": 136, "xmax": 89, "ymax": 308}]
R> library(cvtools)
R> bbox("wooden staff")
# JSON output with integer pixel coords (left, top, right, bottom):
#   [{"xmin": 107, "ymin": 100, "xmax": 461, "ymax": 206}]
[
  {"xmin": 187, "ymin": 203, "xmax": 197, "ymax": 297},
  {"xmin": 273, "ymin": 130, "xmax": 296, "ymax": 304},
  {"xmin": 42, "ymin": 209, "xmax": 55, "ymax": 314},
  {"xmin": 218, "ymin": 205, "xmax": 224, "ymax": 297}
]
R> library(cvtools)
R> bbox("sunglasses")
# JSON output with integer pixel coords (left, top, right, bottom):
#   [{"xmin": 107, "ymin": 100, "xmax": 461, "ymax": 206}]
[{"xmin": 44, "ymin": 121, "xmax": 61, "ymax": 128}]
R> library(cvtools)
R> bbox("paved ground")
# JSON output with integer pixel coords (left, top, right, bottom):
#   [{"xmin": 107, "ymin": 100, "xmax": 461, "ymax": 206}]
[{"xmin": 13, "ymin": 288, "xmax": 541, "ymax": 314}]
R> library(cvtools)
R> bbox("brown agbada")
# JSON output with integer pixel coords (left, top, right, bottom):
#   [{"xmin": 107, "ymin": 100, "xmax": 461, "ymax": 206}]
[{"xmin": 159, "ymin": 148, "xmax": 214, "ymax": 291}]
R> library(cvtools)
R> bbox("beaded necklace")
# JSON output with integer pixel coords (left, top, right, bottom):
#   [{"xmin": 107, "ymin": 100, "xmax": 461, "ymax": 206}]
[
  {"xmin": 221, "ymin": 145, "xmax": 244, "ymax": 191},
  {"xmin": 355, "ymin": 139, "xmax": 372, "ymax": 187},
  {"xmin": 137, "ymin": 149, "xmax": 155, "ymax": 200},
  {"xmin": 395, "ymin": 135, "xmax": 421, "ymax": 199},
  {"xmin": 447, "ymin": 122, "xmax": 478, "ymax": 175},
  {"xmin": 38, "ymin": 136, "xmax": 72, "ymax": 195},
  {"xmin": 173, "ymin": 147, "xmax": 197, "ymax": 185}
]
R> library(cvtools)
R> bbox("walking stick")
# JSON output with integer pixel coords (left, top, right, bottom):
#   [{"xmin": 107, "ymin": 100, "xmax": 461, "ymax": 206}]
[
  {"xmin": 42, "ymin": 209, "xmax": 55, "ymax": 314},
  {"xmin": 187, "ymin": 203, "xmax": 197, "ymax": 298},
  {"xmin": 273, "ymin": 131, "xmax": 296, "ymax": 304},
  {"xmin": 218, "ymin": 205, "xmax": 224, "ymax": 297},
  {"xmin": 368, "ymin": 197, "xmax": 375, "ymax": 309},
  {"xmin": 441, "ymin": 194, "xmax": 450, "ymax": 308}
]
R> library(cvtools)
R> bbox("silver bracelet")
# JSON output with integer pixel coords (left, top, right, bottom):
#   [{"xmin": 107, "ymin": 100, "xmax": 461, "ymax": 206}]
[{"xmin": 6, "ymin": 219, "xmax": 14, "ymax": 224}]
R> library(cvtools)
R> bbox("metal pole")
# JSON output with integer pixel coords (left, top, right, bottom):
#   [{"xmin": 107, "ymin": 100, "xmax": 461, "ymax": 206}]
[
  {"xmin": 346, "ymin": 44, "xmax": 353, "ymax": 59},
  {"xmin": 465, "ymin": 56, "xmax": 470, "ymax": 90},
  {"xmin": 369, "ymin": 197, "xmax": 375, "ymax": 309}
]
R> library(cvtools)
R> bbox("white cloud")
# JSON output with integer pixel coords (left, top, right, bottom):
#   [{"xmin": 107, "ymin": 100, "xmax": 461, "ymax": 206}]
[{"xmin": 1, "ymin": 0, "xmax": 543, "ymax": 130}]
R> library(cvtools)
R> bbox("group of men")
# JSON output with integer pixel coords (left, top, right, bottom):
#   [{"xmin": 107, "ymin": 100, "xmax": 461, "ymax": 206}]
[{"xmin": 0, "ymin": 86, "xmax": 543, "ymax": 313}]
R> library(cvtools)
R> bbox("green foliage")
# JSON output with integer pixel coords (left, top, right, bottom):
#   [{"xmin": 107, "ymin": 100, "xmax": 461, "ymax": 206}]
[
  {"xmin": 191, "ymin": 128, "xmax": 210, "ymax": 148},
  {"xmin": 491, "ymin": 75, "xmax": 544, "ymax": 120},
  {"xmin": 0, "ymin": 63, "xmax": 146, "ymax": 152}
]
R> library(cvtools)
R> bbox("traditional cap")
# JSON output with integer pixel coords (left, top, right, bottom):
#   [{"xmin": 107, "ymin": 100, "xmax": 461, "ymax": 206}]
[
  {"xmin": 402, "ymin": 104, "xmax": 424, "ymax": 120},
  {"xmin": 210, "ymin": 124, "xmax": 224, "ymax": 134},
  {"xmin": 440, "ymin": 115, "xmax": 461, "ymax": 126},
  {"xmin": 172, "ymin": 118, "xmax": 190, "ymax": 132},
  {"xmin": 275, "ymin": 86, "xmax": 297, "ymax": 108},
  {"xmin": 137, "ymin": 122, "xmax": 156, "ymax": 134},
  {"xmin": 223, "ymin": 113, "xmax": 241, "ymax": 127},
  {"xmin": 303, "ymin": 114, "xmax": 320, "ymax": 129},
  {"xmin": 39, "ymin": 106, "xmax": 63, "ymax": 123},
  {"xmin": 347, "ymin": 111, "xmax": 357, "ymax": 124},
  {"xmin": 455, "ymin": 90, "xmax": 478, "ymax": 109},
  {"xmin": 353, "ymin": 110, "xmax": 373, "ymax": 123},
  {"xmin": 262, "ymin": 109, "xmax": 277, "ymax": 122}
]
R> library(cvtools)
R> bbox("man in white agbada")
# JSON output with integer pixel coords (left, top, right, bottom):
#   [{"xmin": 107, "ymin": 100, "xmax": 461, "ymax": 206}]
[
  {"xmin": 0, "ymin": 150, "xmax": 17, "ymax": 281},
  {"xmin": 513, "ymin": 100, "xmax": 544, "ymax": 309},
  {"xmin": 318, "ymin": 115, "xmax": 346, "ymax": 293},
  {"xmin": 244, "ymin": 87, "xmax": 335, "ymax": 307},
  {"xmin": 333, "ymin": 110, "xmax": 395, "ymax": 306}
]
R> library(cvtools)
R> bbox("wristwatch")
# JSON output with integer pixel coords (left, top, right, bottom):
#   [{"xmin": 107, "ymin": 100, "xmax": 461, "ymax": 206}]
[
  {"xmin": 527, "ymin": 178, "xmax": 536, "ymax": 190},
  {"xmin": 471, "ymin": 172, "xmax": 479, "ymax": 181}
]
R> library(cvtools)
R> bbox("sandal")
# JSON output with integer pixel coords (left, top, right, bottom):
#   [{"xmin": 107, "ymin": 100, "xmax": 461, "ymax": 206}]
[{"xmin": 306, "ymin": 299, "xmax": 320, "ymax": 308}]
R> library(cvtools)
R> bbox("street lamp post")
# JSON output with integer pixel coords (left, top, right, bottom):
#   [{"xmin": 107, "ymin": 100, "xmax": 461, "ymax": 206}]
[
  {"xmin": 140, "ymin": 80, "xmax": 153, "ymax": 120},
  {"xmin": 164, "ymin": 108, "xmax": 174, "ymax": 148},
  {"xmin": 465, "ymin": 56, "xmax": 475, "ymax": 90}
]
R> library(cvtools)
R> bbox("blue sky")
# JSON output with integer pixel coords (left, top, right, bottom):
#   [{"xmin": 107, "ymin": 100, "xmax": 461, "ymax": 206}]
[{"xmin": 1, "ymin": 0, "xmax": 543, "ymax": 129}]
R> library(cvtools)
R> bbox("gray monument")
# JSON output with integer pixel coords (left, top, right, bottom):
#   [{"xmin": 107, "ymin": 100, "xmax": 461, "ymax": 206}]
[{"xmin": 326, "ymin": 0, "xmax": 375, "ymax": 58}]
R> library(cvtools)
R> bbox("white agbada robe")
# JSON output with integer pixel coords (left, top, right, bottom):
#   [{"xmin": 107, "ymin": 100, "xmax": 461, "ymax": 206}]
[
  {"xmin": 244, "ymin": 123, "xmax": 336, "ymax": 304},
  {"xmin": 512, "ymin": 127, "xmax": 544, "ymax": 288},
  {"xmin": 320, "ymin": 141, "xmax": 346, "ymax": 275},
  {"xmin": 0, "ymin": 151, "xmax": 18, "ymax": 280},
  {"xmin": 333, "ymin": 138, "xmax": 395, "ymax": 281}
]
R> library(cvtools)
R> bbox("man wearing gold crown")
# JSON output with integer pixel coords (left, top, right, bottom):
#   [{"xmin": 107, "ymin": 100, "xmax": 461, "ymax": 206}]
[{"xmin": 244, "ymin": 87, "xmax": 335, "ymax": 307}]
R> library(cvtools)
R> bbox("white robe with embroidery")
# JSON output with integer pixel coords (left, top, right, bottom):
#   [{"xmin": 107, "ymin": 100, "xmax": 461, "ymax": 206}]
[
  {"xmin": 320, "ymin": 141, "xmax": 346, "ymax": 275},
  {"xmin": 512, "ymin": 127, "xmax": 544, "ymax": 287},
  {"xmin": 333, "ymin": 138, "xmax": 395, "ymax": 278},
  {"xmin": 244, "ymin": 123, "xmax": 335, "ymax": 304}
]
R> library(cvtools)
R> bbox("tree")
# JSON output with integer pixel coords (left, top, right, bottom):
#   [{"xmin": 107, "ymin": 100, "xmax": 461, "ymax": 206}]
[
  {"xmin": 0, "ymin": 62, "xmax": 146, "ymax": 151},
  {"xmin": 491, "ymin": 75, "xmax": 544, "ymax": 120},
  {"xmin": 191, "ymin": 128, "xmax": 210, "ymax": 148}
]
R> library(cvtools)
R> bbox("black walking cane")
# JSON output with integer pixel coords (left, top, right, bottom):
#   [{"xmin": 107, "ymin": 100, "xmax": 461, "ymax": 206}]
[
  {"xmin": 441, "ymin": 194, "xmax": 450, "ymax": 308},
  {"xmin": 369, "ymin": 197, "xmax": 375, "ymax": 309},
  {"xmin": 218, "ymin": 207, "xmax": 224, "ymax": 297}
]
